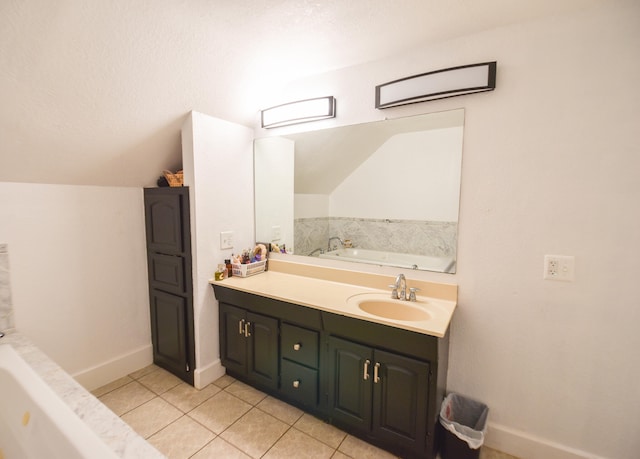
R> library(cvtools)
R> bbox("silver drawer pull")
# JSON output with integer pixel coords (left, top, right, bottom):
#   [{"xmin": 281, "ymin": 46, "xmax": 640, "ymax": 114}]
[
  {"xmin": 244, "ymin": 321, "xmax": 251, "ymax": 337},
  {"xmin": 363, "ymin": 359, "xmax": 370, "ymax": 380},
  {"xmin": 293, "ymin": 343, "xmax": 301, "ymax": 351},
  {"xmin": 293, "ymin": 380, "xmax": 300, "ymax": 388},
  {"xmin": 374, "ymin": 362, "xmax": 381, "ymax": 383},
  {"xmin": 238, "ymin": 319, "xmax": 245, "ymax": 335}
]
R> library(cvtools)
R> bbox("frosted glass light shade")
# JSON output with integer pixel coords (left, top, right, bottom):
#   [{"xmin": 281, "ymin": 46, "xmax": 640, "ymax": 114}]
[
  {"xmin": 261, "ymin": 96, "xmax": 336, "ymax": 128},
  {"xmin": 375, "ymin": 62, "xmax": 496, "ymax": 108}
]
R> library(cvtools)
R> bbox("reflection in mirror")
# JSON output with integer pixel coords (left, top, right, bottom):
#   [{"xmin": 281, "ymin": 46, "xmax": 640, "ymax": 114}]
[{"xmin": 254, "ymin": 108, "xmax": 464, "ymax": 273}]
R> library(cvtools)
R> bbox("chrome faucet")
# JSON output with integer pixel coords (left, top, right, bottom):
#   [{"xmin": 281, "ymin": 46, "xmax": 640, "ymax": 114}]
[
  {"xmin": 397, "ymin": 274, "xmax": 407, "ymax": 300},
  {"xmin": 327, "ymin": 236, "xmax": 344, "ymax": 251},
  {"xmin": 389, "ymin": 273, "xmax": 419, "ymax": 301}
]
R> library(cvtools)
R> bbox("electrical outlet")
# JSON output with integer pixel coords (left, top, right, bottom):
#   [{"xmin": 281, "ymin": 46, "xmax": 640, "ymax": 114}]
[
  {"xmin": 271, "ymin": 225, "xmax": 282, "ymax": 241},
  {"xmin": 544, "ymin": 255, "xmax": 575, "ymax": 282},
  {"xmin": 220, "ymin": 231, "xmax": 234, "ymax": 249}
]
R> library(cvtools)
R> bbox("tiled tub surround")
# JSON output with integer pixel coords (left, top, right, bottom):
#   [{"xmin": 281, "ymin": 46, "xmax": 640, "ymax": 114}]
[
  {"xmin": 294, "ymin": 217, "xmax": 457, "ymax": 260},
  {"xmin": 0, "ymin": 331, "xmax": 163, "ymax": 458},
  {"xmin": 0, "ymin": 243, "xmax": 14, "ymax": 330}
]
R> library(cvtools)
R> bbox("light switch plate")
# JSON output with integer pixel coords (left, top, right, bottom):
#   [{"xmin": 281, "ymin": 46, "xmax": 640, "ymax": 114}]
[
  {"xmin": 220, "ymin": 231, "xmax": 234, "ymax": 249},
  {"xmin": 271, "ymin": 225, "xmax": 282, "ymax": 241}
]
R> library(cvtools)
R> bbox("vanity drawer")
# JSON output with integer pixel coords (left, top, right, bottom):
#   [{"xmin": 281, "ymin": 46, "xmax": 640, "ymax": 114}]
[
  {"xmin": 281, "ymin": 323, "xmax": 318, "ymax": 368},
  {"xmin": 280, "ymin": 359, "xmax": 318, "ymax": 408}
]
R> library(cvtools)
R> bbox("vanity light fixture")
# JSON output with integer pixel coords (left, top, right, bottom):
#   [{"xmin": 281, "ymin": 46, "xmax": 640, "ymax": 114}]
[
  {"xmin": 375, "ymin": 61, "xmax": 496, "ymax": 109},
  {"xmin": 261, "ymin": 96, "xmax": 336, "ymax": 129}
]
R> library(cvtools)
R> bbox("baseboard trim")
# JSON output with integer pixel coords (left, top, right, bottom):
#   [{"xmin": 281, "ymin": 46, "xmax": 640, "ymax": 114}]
[
  {"xmin": 72, "ymin": 344, "xmax": 153, "ymax": 391},
  {"xmin": 194, "ymin": 358, "xmax": 225, "ymax": 389},
  {"xmin": 486, "ymin": 422, "xmax": 605, "ymax": 459}
]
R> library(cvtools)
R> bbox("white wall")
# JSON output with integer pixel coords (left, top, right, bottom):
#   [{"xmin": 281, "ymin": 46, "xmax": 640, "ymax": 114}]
[
  {"xmin": 254, "ymin": 137, "xmax": 294, "ymax": 247},
  {"xmin": 0, "ymin": 182, "xmax": 151, "ymax": 389},
  {"xmin": 182, "ymin": 112, "xmax": 255, "ymax": 388},
  {"xmin": 330, "ymin": 127, "xmax": 463, "ymax": 220},
  {"xmin": 259, "ymin": 2, "xmax": 640, "ymax": 458},
  {"xmin": 295, "ymin": 194, "xmax": 329, "ymax": 219}
]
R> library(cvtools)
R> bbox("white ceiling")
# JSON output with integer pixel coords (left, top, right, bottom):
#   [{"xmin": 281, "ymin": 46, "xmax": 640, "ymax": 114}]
[{"xmin": 0, "ymin": 0, "xmax": 599, "ymax": 187}]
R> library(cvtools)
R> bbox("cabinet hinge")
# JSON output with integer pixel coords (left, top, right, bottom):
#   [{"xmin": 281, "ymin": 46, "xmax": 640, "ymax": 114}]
[{"xmin": 186, "ymin": 364, "xmax": 190, "ymax": 372}]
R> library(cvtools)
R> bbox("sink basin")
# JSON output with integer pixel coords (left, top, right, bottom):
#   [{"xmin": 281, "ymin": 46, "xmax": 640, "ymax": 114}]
[{"xmin": 357, "ymin": 299, "xmax": 431, "ymax": 322}]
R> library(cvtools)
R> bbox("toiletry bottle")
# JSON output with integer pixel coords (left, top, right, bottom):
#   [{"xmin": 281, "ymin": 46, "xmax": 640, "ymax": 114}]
[
  {"xmin": 215, "ymin": 264, "xmax": 226, "ymax": 281},
  {"xmin": 225, "ymin": 259, "xmax": 233, "ymax": 278}
]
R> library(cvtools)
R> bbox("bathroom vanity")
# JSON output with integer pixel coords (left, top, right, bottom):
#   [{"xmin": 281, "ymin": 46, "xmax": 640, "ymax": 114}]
[{"xmin": 211, "ymin": 260, "xmax": 456, "ymax": 459}]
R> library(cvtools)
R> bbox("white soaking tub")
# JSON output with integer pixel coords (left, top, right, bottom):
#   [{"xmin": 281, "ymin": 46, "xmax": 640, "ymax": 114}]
[
  {"xmin": 0, "ymin": 344, "xmax": 119, "ymax": 459},
  {"xmin": 319, "ymin": 248, "xmax": 455, "ymax": 273}
]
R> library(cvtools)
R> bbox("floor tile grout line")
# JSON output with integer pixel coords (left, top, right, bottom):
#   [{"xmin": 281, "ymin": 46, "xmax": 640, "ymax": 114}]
[
  {"xmin": 100, "ymin": 372, "xmax": 399, "ymax": 459},
  {"xmin": 258, "ymin": 421, "xmax": 295, "ymax": 458},
  {"xmin": 183, "ymin": 410, "xmax": 219, "ymax": 439},
  {"xmin": 91, "ymin": 376, "xmax": 135, "ymax": 398},
  {"xmin": 216, "ymin": 382, "xmax": 354, "ymax": 455}
]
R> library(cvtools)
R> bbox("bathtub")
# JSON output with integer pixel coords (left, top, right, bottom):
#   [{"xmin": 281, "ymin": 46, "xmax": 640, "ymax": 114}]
[
  {"xmin": 0, "ymin": 344, "xmax": 119, "ymax": 458},
  {"xmin": 319, "ymin": 248, "xmax": 455, "ymax": 273}
]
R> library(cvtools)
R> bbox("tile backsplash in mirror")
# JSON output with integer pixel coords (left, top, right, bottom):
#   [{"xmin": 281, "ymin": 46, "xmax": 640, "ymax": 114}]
[
  {"xmin": 294, "ymin": 217, "xmax": 457, "ymax": 259},
  {"xmin": 0, "ymin": 243, "xmax": 14, "ymax": 330}
]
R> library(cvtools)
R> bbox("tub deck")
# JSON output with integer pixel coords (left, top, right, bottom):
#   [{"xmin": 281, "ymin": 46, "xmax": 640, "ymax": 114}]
[{"xmin": 0, "ymin": 330, "xmax": 163, "ymax": 458}]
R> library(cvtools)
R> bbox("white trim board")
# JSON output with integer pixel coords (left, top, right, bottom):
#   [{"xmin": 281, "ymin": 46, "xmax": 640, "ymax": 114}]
[
  {"xmin": 72, "ymin": 344, "xmax": 153, "ymax": 391},
  {"xmin": 194, "ymin": 358, "xmax": 225, "ymax": 389},
  {"xmin": 486, "ymin": 422, "xmax": 607, "ymax": 459}
]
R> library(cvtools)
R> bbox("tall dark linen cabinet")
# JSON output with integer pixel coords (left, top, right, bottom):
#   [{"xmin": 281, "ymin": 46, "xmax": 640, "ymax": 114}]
[{"xmin": 144, "ymin": 187, "xmax": 195, "ymax": 384}]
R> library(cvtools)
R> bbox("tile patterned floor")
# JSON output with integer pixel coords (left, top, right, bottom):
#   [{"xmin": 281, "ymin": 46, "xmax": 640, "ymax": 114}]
[{"xmin": 93, "ymin": 365, "xmax": 518, "ymax": 459}]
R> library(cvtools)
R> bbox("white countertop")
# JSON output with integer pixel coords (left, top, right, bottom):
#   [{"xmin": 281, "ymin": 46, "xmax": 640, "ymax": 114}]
[{"xmin": 210, "ymin": 260, "xmax": 457, "ymax": 338}]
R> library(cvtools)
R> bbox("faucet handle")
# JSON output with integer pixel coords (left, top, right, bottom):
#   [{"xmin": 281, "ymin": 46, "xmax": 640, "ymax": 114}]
[
  {"xmin": 408, "ymin": 287, "xmax": 420, "ymax": 302},
  {"xmin": 388, "ymin": 284, "xmax": 399, "ymax": 299}
]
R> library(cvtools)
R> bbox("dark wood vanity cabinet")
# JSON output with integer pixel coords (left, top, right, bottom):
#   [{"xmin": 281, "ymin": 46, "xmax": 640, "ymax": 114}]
[
  {"xmin": 212, "ymin": 285, "xmax": 448, "ymax": 459},
  {"xmin": 219, "ymin": 303, "xmax": 279, "ymax": 390},
  {"xmin": 328, "ymin": 336, "xmax": 430, "ymax": 454},
  {"xmin": 144, "ymin": 187, "xmax": 195, "ymax": 385}
]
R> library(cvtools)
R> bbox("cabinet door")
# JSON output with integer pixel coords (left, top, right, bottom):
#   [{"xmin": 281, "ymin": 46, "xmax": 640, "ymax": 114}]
[
  {"xmin": 144, "ymin": 187, "xmax": 194, "ymax": 385},
  {"xmin": 144, "ymin": 190, "xmax": 187, "ymax": 254},
  {"xmin": 150, "ymin": 290, "xmax": 189, "ymax": 379},
  {"xmin": 247, "ymin": 311, "xmax": 279, "ymax": 390},
  {"xmin": 219, "ymin": 303, "xmax": 247, "ymax": 375},
  {"xmin": 149, "ymin": 253, "xmax": 186, "ymax": 294},
  {"xmin": 328, "ymin": 336, "xmax": 373, "ymax": 433},
  {"xmin": 372, "ymin": 350, "xmax": 430, "ymax": 452}
]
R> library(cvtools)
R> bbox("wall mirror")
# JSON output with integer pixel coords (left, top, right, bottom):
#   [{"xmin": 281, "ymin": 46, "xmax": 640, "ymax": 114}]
[{"xmin": 254, "ymin": 108, "xmax": 464, "ymax": 273}]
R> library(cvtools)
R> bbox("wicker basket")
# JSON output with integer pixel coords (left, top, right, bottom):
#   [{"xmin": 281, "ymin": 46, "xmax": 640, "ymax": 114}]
[
  {"xmin": 232, "ymin": 259, "xmax": 267, "ymax": 277},
  {"xmin": 163, "ymin": 170, "xmax": 184, "ymax": 187}
]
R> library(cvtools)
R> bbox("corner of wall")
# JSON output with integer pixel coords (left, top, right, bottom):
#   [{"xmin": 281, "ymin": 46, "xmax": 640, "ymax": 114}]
[
  {"xmin": 193, "ymin": 358, "xmax": 226, "ymax": 390},
  {"xmin": 72, "ymin": 344, "xmax": 153, "ymax": 391}
]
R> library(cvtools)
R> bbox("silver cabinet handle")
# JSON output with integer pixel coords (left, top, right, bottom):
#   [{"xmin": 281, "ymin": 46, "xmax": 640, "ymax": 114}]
[
  {"xmin": 238, "ymin": 319, "xmax": 245, "ymax": 335},
  {"xmin": 293, "ymin": 380, "xmax": 300, "ymax": 388},
  {"xmin": 293, "ymin": 343, "xmax": 301, "ymax": 351},
  {"xmin": 374, "ymin": 362, "xmax": 381, "ymax": 383},
  {"xmin": 363, "ymin": 359, "xmax": 370, "ymax": 380},
  {"xmin": 244, "ymin": 321, "xmax": 251, "ymax": 337}
]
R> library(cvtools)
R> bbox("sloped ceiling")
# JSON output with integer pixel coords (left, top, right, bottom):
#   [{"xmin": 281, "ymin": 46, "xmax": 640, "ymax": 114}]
[
  {"xmin": 0, "ymin": 0, "xmax": 599, "ymax": 187},
  {"xmin": 286, "ymin": 109, "xmax": 464, "ymax": 194}
]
